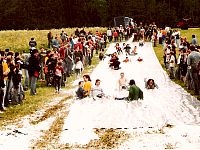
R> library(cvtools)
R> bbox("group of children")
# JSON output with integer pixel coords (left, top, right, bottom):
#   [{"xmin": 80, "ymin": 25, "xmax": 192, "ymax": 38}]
[
  {"xmin": 108, "ymin": 43, "xmax": 144, "ymax": 70},
  {"xmin": 76, "ymin": 72, "xmax": 158, "ymax": 101},
  {"xmin": 76, "ymin": 75, "xmax": 104, "ymax": 99}
]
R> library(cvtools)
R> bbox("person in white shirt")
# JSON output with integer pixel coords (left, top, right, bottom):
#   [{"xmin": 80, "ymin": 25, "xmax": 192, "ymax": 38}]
[
  {"xmin": 74, "ymin": 57, "xmax": 83, "ymax": 78},
  {"xmin": 91, "ymin": 79, "xmax": 104, "ymax": 98},
  {"xmin": 173, "ymin": 29, "xmax": 181, "ymax": 48},
  {"xmin": 169, "ymin": 52, "xmax": 176, "ymax": 79}
]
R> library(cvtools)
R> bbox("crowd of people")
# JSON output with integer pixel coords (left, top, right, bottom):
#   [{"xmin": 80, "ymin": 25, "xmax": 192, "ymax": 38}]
[
  {"xmin": 162, "ymin": 30, "xmax": 200, "ymax": 95},
  {"xmin": 1, "ymin": 22, "xmax": 200, "ymax": 112},
  {"xmin": 0, "ymin": 28, "xmax": 109, "ymax": 112}
]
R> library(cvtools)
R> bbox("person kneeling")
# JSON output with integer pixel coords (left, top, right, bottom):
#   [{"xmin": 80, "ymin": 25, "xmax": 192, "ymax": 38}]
[{"xmin": 76, "ymin": 81, "xmax": 87, "ymax": 99}]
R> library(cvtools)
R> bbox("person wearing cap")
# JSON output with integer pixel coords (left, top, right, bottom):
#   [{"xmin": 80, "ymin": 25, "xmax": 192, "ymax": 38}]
[{"xmin": 127, "ymin": 79, "xmax": 143, "ymax": 101}]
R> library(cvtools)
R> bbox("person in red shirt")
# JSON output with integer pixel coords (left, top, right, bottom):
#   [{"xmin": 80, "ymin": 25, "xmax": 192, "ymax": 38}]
[
  {"xmin": 54, "ymin": 61, "xmax": 64, "ymax": 93},
  {"xmin": 113, "ymin": 30, "xmax": 118, "ymax": 42},
  {"xmin": 59, "ymin": 43, "xmax": 66, "ymax": 60}
]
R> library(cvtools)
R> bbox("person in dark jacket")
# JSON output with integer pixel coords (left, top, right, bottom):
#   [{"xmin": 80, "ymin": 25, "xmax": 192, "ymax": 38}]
[
  {"xmin": 76, "ymin": 81, "xmax": 86, "ymax": 99},
  {"xmin": 28, "ymin": 49, "xmax": 41, "ymax": 95},
  {"xmin": 128, "ymin": 79, "xmax": 143, "ymax": 101}
]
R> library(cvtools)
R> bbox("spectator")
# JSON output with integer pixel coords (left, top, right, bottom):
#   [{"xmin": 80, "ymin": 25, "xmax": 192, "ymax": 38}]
[
  {"xmin": 28, "ymin": 49, "xmax": 41, "ymax": 96},
  {"xmin": 29, "ymin": 38, "xmax": 37, "ymax": 49},
  {"xmin": 74, "ymin": 57, "xmax": 83, "ymax": 78},
  {"xmin": 187, "ymin": 45, "xmax": 200, "ymax": 95},
  {"xmin": 191, "ymin": 35, "xmax": 198, "ymax": 46},
  {"xmin": 54, "ymin": 61, "xmax": 64, "ymax": 93},
  {"xmin": 47, "ymin": 31, "xmax": 53, "ymax": 48}
]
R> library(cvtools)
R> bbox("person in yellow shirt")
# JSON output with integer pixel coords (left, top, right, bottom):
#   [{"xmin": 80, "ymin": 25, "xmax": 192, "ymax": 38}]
[
  {"xmin": 83, "ymin": 74, "xmax": 92, "ymax": 97},
  {"xmin": 1, "ymin": 52, "xmax": 10, "ymax": 110}
]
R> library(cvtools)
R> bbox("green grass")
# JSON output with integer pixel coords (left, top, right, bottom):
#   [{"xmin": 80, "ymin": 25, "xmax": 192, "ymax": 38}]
[
  {"xmin": 0, "ymin": 27, "xmax": 107, "ymax": 53},
  {"xmin": 154, "ymin": 28, "xmax": 200, "ymax": 100}
]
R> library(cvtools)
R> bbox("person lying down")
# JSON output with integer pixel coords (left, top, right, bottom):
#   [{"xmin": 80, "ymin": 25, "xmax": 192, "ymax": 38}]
[{"xmin": 144, "ymin": 78, "xmax": 158, "ymax": 89}]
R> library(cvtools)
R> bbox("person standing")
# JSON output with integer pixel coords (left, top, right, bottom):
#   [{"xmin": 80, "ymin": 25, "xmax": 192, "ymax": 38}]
[
  {"xmin": 47, "ymin": 31, "xmax": 53, "ymax": 48},
  {"xmin": 29, "ymin": 38, "xmax": 37, "ymax": 49},
  {"xmin": 187, "ymin": 45, "xmax": 200, "ymax": 95},
  {"xmin": 74, "ymin": 57, "xmax": 83, "ymax": 78},
  {"xmin": 128, "ymin": 79, "xmax": 143, "ymax": 101},
  {"xmin": 28, "ymin": 49, "xmax": 41, "ymax": 96},
  {"xmin": 107, "ymin": 28, "xmax": 112, "ymax": 43},
  {"xmin": 54, "ymin": 61, "xmax": 64, "ymax": 93},
  {"xmin": 0, "ymin": 57, "xmax": 5, "ymax": 112},
  {"xmin": 191, "ymin": 35, "xmax": 198, "ymax": 46}
]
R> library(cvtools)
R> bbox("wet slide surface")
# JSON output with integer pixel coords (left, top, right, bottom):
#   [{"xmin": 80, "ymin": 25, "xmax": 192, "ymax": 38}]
[{"xmin": 60, "ymin": 38, "xmax": 200, "ymax": 149}]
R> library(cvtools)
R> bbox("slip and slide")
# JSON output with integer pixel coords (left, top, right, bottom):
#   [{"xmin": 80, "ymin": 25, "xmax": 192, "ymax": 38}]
[{"xmin": 60, "ymin": 37, "xmax": 200, "ymax": 148}]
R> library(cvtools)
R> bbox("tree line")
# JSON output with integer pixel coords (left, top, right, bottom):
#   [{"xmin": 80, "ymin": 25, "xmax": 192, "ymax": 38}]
[{"xmin": 0, "ymin": 0, "xmax": 199, "ymax": 30}]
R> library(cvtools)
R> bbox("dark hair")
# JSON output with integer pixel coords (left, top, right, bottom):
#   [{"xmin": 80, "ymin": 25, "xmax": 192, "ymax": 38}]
[
  {"xmin": 129, "ymin": 79, "xmax": 135, "ymax": 85},
  {"xmin": 5, "ymin": 49, "xmax": 9, "ymax": 52},
  {"xmin": 192, "ymin": 35, "xmax": 195, "ymax": 38},
  {"xmin": 78, "ymin": 81, "xmax": 83, "ymax": 85},
  {"xmin": 57, "ymin": 61, "xmax": 62, "ymax": 66},
  {"xmin": 95, "ymin": 79, "xmax": 100, "ymax": 85},
  {"xmin": 75, "ymin": 57, "xmax": 80, "ymax": 63},
  {"xmin": 190, "ymin": 45, "xmax": 195, "ymax": 51},
  {"xmin": 15, "ymin": 52, "xmax": 20, "ymax": 58},
  {"xmin": 83, "ymin": 74, "xmax": 91, "ymax": 81},
  {"xmin": 0, "ymin": 50, "xmax": 5, "ymax": 56},
  {"xmin": 147, "ymin": 79, "xmax": 154, "ymax": 85}
]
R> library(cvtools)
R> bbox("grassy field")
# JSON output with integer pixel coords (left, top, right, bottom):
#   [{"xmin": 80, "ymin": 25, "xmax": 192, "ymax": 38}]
[
  {"xmin": 154, "ymin": 28, "xmax": 200, "ymax": 99},
  {"xmin": 0, "ymin": 27, "xmax": 107, "ymax": 53}
]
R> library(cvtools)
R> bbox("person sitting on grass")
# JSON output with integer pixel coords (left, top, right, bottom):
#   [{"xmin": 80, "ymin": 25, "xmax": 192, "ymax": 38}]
[
  {"xmin": 76, "ymin": 81, "xmax": 87, "ymax": 99},
  {"xmin": 144, "ymin": 78, "xmax": 158, "ymax": 89}
]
